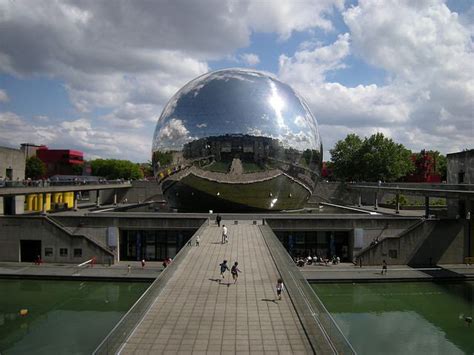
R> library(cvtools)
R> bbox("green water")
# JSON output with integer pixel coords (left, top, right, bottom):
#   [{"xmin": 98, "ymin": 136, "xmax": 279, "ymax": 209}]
[
  {"xmin": 313, "ymin": 281, "xmax": 474, "ymax": 355},
  {"xmin": 0, "ymin": 279, "xmax": 150, "ymax": 355}
]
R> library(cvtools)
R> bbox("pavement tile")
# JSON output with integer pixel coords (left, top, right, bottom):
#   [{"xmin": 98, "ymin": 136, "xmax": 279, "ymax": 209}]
[{"xmin": 121, "ymin": 224, "xmax": 313, "ymax": 354}]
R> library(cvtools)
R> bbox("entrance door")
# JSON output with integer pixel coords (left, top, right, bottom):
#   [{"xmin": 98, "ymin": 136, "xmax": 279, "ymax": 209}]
[{"xmin": 20, "ymin": 240, "xmax": 42, "ymax": 262}]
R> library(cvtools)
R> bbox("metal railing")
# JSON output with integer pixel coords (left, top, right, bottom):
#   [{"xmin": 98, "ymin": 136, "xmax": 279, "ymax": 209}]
[
  {"xmin": 93, "ymin": 221, "xmax": 207, "ymax": 355},
  {"xmin": 260, "ymin": 224, "xmax": 356, "ymax": 355}
]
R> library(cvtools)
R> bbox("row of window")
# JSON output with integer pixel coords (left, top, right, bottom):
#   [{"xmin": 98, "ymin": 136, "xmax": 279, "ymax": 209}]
[{"xmin": 44, "ymin": 247, "xmax": 82, "ymax": 257}]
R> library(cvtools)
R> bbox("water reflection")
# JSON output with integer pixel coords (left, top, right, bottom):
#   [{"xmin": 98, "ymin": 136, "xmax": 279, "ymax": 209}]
[{"xmin": 313, "ymin": 282, "xmax": 474, "ymax": 354}]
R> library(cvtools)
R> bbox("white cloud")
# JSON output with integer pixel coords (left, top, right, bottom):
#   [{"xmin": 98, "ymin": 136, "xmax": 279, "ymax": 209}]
[
  {"xmin": 0, "ymin": 89, "xmax": 9, "ymax": 102},
  {"xmin": 279, "ymin": 0, "xmax": 473, "ymax": 156},
  {"xmin": 0, "ymin": 112, "xmax": 150, "ymax": 161},
  {"xmin": 239, "ymin": 53, "xmax": 260, "ymax": 66}
]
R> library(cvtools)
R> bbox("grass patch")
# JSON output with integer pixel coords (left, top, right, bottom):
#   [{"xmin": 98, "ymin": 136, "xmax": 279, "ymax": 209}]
[
  {"xmin": 202, "ymin": 161, "xmax": 231, "ymax": 173},
  {"xmin": 242, "ymin": 162, "xmax": 265, "ymax": 173}
]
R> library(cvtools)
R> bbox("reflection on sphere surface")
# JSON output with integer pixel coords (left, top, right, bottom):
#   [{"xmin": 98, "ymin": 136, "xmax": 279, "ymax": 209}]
[{"xmin": 152, "ymin": 68, "xmax": 322, "ymax": 212}]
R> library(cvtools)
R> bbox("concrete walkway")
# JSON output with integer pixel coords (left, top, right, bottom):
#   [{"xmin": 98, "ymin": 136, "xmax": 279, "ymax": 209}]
[
  {"xmin": 300, "ymin": 262, "xmax": 474, "ymax": 282},
  {"xmin": 120, "ymin": 223, "xmax": 313, "ymax": 354},
  {"xmin": 0, "ymin": 261, "xmax": 161, "ymax": 280}
]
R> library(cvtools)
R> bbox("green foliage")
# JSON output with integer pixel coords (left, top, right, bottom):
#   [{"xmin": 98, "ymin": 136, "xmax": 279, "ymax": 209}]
[
  {"xmin": 330, "ymin": 133, "xmax": 414, "ymax": 182},
  {"xmin": 139, "ymin": 161, "xmax": 153, "ymax": 177},
  {"xmin": 25, "ymin": 156, "xmax": 46, "ymax": 179},
  {"xmin": 153, "ymin": 151, "xmax": 173, "ymax": 167},
  {"xmin": 329, "ymin": 134, "xmax": 364, "ymax": 181},
  {"xmin": 90, "ymin": 159, "xmax": 144, "ymax": 180},
  {"xmin": 71, "ymin": 164, "xmax": 84, "ymax": 175}
]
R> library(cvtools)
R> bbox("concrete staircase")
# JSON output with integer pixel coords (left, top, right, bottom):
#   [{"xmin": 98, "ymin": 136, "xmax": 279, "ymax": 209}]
[{"xmin": 357, "ymin": 218, "xmax": 466, "ymax": 266}]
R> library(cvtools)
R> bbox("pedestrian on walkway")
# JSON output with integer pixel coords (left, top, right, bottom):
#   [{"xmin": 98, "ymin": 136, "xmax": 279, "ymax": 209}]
[
  {"xmin": 216, "ymin": 214, "xmax": 222, "ymax": 227},
  {"xmin": 127, "ymin": 264, "xmax": 131, "ymax": 274},
  {"xmin": 141, "ymin": 259, "xmax": 146, "ymax": 268},
  {"xmin": 381, "ymin": 260, "xmax": 387, "ymax": 275},
  {"xmin": 231, "ymin": 262, "xmax": 241, "ymax": 284},
  {"xmin": 219, "ymin": 260, "xmax": 229, "ymax": 282},
  {"xmin": 276, "ymin": 278, "xmax": 284, "ymax": 300},
  {"xmin": 196, "ymin": 235, "xmax": 200, "ymax": 247},
  {"xmin": 222, "ymin": 225, "xmax": 228, "ymax": 244}
]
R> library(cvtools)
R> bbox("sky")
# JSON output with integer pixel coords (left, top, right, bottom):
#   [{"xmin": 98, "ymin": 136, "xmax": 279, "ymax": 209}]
[{"xmin": 0, "ymin": 0, "xmax": 472, "ymax": 163}]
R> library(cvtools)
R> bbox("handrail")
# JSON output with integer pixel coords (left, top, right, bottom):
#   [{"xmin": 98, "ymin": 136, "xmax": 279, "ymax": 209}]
[
  {"xmin": 44, "ymin": 216, "xmax": 113, "ymax": 256},
  {"xmin": 93, "ymin": 220, "xmax": 207, "ymax": 355},
  {"xmin": 357, "ymin": 218, "xmax": 425, "ymax": 256},
  {"xmin": 260, "ymin": 223, "xmax": 356, "ymax": 355}
]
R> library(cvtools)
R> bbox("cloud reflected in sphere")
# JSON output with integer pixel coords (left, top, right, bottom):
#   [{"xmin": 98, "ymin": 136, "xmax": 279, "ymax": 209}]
[{"xmin": 152, "ymin": 68, "xmax": 322, "ymax": 212}]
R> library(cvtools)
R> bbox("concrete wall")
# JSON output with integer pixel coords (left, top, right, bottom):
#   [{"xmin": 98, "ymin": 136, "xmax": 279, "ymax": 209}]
[
  {"xmin": 122, "ymin": 180, "xmax": 163, "ymax": 203},
  {"xmin": 0, "ymin": 146, "xmax": 25, "ymax": 181},
  {"xmin": 0, "ymin": 216, "xmax": 113, "ymax": 264},
  {"xmin": 447, "ymin": 149, "xmax": 474, "ymax": 184},
  {"xmin": 266, "ymin": 217, "xmax": 416, "ymax": 252},
  {"xmin": 357, "ymin": 219, "xmax": 466, "ymax": 266}
]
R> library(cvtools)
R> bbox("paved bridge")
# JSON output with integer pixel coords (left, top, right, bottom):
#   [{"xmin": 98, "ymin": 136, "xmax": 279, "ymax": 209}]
[{"xmin": 96, "ymin": 222, "xmax": 353, "ymax": 354}]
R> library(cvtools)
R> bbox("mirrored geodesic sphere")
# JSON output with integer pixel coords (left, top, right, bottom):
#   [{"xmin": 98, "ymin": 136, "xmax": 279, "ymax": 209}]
[{"xmin": 152, "ymin": 68, "xmax": 322, "ymax": 211}]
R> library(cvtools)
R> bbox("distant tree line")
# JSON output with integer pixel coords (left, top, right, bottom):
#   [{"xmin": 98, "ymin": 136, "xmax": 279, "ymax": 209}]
[
  {"xmin": 89, "ymin": 159, "xmax": 144, "ymax": 180},
  {"xmin": 328, "ymin": 133, "xmax": 447, "ymax": 182}
]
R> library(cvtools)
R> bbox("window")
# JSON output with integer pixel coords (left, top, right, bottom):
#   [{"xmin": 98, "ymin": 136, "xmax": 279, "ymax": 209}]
[
  {"xmin": 45, "ymin": 248, "xmax": 53, "ymax": 257},
  {"xmin": 73, "ymin": 248, "xmax": 82, "ymax": 257},
  {"xmin": 458, "ymin": 171, "xmax": 465, "ymax": 184},
  {"xmin": 59, "ymin": 248, "xmax": 68, "ymax": 257}
]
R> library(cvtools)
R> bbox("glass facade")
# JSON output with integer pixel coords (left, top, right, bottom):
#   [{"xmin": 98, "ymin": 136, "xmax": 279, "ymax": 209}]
[
  {"xmin": 275, "ymin": 231, "xmax": 351, "ymax": 261},
  {"xmin": 120, "ymin": 229, "xmax": 195, "ymax": 261}
]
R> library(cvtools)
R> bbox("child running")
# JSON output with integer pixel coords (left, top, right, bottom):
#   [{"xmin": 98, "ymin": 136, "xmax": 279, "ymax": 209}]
[
  {"xmin": 276, "ymin": 278, "xmax": 284, "ymax": 300},
  {"xmin": 219, "ymin": 260, "xmax": 229, "ymax": 283},
  {"xmin": 231, "ymin": 262, "xmax": 241, "ymax": 284}
]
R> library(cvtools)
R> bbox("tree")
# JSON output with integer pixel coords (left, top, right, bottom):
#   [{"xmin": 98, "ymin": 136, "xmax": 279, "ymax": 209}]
[
  {"xmin": 90, "ymin": 159, "xmax": 144, "ymax": 180},
  {"xmin": 358, "ymin": 133, "xmax": 413, "ymax": 182},
  {"xmin": 329, "ymin": 134, "xmax": 363, "ymax": 181},
  {"xmin": 330, "ymin": 133, "xmax": 414, "ymax": 182},
  {"xmin": 25, "ymin": 156, "xmax": 46, "ymax": 179},
  {"xmin": 139, "ymin": 161, "xmax": 154, "ymax": 178}
]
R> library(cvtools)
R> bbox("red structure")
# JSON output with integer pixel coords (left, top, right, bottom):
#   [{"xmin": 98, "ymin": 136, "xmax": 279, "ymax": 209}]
[
  {"xmin": 36, "ymin": 146, "xmax": 84, "ymax": 177},
  {"xmin": 405, "ymin": 150, "xmax": 441, "ymax": 183}
]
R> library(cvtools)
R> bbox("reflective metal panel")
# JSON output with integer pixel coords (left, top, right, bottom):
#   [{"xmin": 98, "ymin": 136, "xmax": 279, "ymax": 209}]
[{"xmin": 152, "ymin": 68, "xmax": 322, "ymax": 211}]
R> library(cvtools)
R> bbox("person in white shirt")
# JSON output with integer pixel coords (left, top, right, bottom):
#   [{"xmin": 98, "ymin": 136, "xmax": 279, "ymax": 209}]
[{"xmin": 222, "ymin": 225, "xmax": 228, "ymax": 244}]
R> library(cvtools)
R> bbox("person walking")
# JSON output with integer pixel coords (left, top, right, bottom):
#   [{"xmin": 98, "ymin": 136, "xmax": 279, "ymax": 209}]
[
  {"xmin": 381, "ymin": 260, "xmax": 388, "ymax": 275},
  {"xmin": 216, "ymin": 214, "xmax": 222, "ymax": 227},
  {"xmin": 222, "ymin": 225, "xmax": 228, "ymax": 244},
  {"xmin": 141, "ymin": 259, "xmax": 146, "ymax": 268},
  {"xmin": 276, "ymin": 278, "xmax": 284, "ymax": 300},
  {"xmin": 219, "ymin": 260, "xmax": 229, "ymax": 283},
  {"xmin": 196, "ymin": 235, "xmax": 200, "ymax": 246},
  {"xmin": 231, "ymin": 262, "xmax": 241, "ymax": 284}
]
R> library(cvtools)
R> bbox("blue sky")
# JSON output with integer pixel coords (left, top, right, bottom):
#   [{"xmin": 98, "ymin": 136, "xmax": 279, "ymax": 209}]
[{"xmin": 0, "ymin": 0, "xmax": 472, "ymax": 162}]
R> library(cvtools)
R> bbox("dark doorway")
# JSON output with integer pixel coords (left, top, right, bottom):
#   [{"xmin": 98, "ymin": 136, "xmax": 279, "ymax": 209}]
[
  {"xmin": 3, "ymin": 197, "xmax": 14, "ymax": 215},
  {"xmin": 20, "ymin": 240, "xmax": 41, "ymax": 262}
]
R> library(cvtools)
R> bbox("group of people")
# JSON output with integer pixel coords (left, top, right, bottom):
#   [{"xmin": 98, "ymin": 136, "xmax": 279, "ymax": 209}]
[
  {"xmin": 218, "ymin": 259, "xmax": 284, "ymax": 299},
  {"xmin": 219, "ymin": 260, "xmax": 241, "ymax": 284},
  {"xmin": 295, "ymin": 255, "xmax": 341, "ymax": 267}
]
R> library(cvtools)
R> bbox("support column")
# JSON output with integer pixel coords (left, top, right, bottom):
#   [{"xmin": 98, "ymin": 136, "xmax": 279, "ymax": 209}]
[
  {"xmin": 113, "ymin": 191, "xmax": 117, "ymax": 206},
  {"xmin": 26, "ymin": 194, "xmax": 35, "ymax": 211},
  {"xmin": 374, "ymin": 192, "xmax": 378, "ymax": 210},
  {"xmin": 425, "ymin": 196, "xmax": 430, "ymax": 218},
  {"xmin": 74, "ymin": 193, "xmax": 79, "ymax": 211},
  {"xmin": 36, "ymin": 194, "xmax": 43, "ymax": 211},
  {"xmin": 44, "ymin": 193, "xmax": 51, "ymax": 213},
  {"xmin": 396, "ymin": 193, "xmax": 400, "ymax": 214},
  {"xmin": 358, "ymin": 193, "xmax": 362, "ymax": 207},
  {"xmin": 96, "ymin": 190, "xmax": 101, "ymax": 207}
]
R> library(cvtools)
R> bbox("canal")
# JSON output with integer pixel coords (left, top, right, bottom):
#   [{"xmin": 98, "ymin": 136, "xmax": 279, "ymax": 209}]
[{"xmin": 0, "ymin": 279, "xmax": 150, "ymax": 354}]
